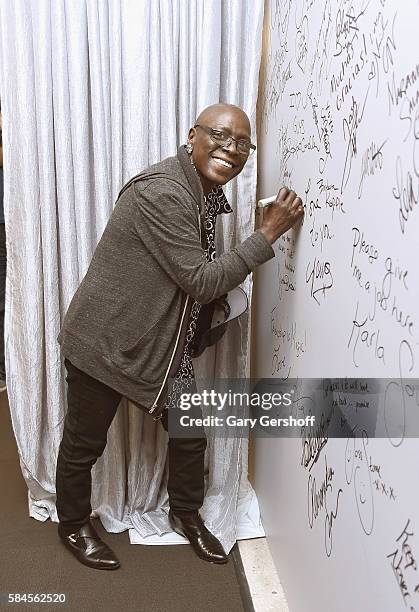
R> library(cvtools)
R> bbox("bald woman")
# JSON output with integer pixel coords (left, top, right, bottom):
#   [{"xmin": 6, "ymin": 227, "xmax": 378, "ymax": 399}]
[{"xmin": 55, "ymin": 103, "xmax": 304, "ymax": 570}]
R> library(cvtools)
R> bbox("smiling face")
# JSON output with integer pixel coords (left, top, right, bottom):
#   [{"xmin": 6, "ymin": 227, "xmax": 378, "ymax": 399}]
[{"xmin": 187, "ymin": 104, "xmax": 252, "ymax": 195}]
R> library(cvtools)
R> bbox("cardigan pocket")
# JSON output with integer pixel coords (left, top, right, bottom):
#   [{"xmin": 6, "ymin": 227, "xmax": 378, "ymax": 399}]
[{"xmin": 117, "ymin": 319, "xmax": 175, "ymax": 385}]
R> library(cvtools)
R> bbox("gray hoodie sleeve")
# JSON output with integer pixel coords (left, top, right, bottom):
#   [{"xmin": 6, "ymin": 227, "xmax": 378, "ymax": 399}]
[{"xmin": 132, "ymin": 180, "xmax": 275, "ymax": 304}]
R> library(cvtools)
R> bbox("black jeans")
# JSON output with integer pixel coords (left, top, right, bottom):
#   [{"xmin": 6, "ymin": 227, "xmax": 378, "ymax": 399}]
[
  {"xmin": 0, "ymin": 223, "xmax": 6, "ymax": 378},
  {"xmin": 55, "ymin": 359, "xmax": 207, "ymax": 534}
]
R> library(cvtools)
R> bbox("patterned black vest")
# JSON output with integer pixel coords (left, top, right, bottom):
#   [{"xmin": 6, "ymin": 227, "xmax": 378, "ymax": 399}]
[{"xmin": 164, "ymin": 185, "xmax": 232, "ymax": 409}]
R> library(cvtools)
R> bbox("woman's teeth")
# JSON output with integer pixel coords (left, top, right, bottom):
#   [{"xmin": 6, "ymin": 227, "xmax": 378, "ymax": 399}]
[{"xmin": 213, "ymin": 157, "xmax": 233, "ymax": 168}]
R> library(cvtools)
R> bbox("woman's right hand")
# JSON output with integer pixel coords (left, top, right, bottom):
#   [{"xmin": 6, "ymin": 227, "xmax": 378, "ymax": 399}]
[{"xmin": 259, "ymin": 187, "xmax": 304, "ymax": 244}]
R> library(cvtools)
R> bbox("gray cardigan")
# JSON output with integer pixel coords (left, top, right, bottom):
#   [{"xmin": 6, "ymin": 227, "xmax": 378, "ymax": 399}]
[{"xmin": 58, "ymin": 146, "xmax": 275, "ymax": 415}]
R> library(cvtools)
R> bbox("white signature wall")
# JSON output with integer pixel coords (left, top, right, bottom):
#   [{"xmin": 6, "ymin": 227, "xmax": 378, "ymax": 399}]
[{"xmin": 253, "ymin": 0, "xmax": 419, "ymax": 610}]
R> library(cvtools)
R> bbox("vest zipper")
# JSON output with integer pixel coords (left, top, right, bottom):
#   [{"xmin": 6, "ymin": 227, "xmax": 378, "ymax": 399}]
[{"xmin": 148, "ymin": 293, "xmax": 190, "ymax": 415}]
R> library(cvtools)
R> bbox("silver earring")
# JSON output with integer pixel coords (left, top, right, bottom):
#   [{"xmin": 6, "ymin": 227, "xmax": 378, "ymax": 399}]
[{"xmin": 186, "ymin": 143, "xmax": 193, "ymax": 154}]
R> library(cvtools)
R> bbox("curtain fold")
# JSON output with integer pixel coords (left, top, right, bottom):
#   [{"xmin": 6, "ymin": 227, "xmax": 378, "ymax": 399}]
[{"xmin": 0, "ymin": 0, "xmax": 264, "ymax": 552}]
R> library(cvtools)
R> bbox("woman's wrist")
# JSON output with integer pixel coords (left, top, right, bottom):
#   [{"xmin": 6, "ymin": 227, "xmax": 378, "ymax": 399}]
[{"xmin": 258, "ymin": 226, "xmax": 275, "ymax": 245}]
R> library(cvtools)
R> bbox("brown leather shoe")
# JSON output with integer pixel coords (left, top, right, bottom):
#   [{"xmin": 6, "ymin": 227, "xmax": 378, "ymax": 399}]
[
  {"xmin": 169, "ymin": 510, "xmax": 228, "ymax": 564},
  {"xmin": 58, "ymin": 522, "xmax": 120, "ymax": 570}
]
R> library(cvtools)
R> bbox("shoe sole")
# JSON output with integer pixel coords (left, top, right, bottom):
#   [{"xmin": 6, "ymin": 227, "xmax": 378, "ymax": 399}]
[
  {"xmin": 169, "ymin": 519, "xmax": 228, "ymax": 564},
  {"xmin": 60, "ymin": 537, "xmax": 121, "ymax": 570}
]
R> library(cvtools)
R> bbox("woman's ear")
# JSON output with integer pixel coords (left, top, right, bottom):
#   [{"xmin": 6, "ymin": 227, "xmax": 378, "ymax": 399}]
[{"xmin": 187, "ymin": 126, "xmax": 196, "ymax": 146}]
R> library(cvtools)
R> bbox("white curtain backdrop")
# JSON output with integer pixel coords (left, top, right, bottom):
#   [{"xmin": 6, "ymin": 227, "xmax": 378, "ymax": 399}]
[{"xmin": 0, "ymin": 0, "xmax": 264, "ymax": 552}]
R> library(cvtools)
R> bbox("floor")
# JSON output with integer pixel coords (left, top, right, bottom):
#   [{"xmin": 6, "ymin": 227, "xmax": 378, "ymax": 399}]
[
  {"xmin": 1, "ymin": 388, "xmax": 290, "ymax": 612},
  {"xmin": 238, "ymin": 538, "xmax": 289, "ymax": 612}
]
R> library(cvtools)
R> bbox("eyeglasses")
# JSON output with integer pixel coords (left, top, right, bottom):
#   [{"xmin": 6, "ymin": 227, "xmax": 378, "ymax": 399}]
[{"xmin": 194, "ymin": 124, "xmax": 256, "ymax": 156}]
